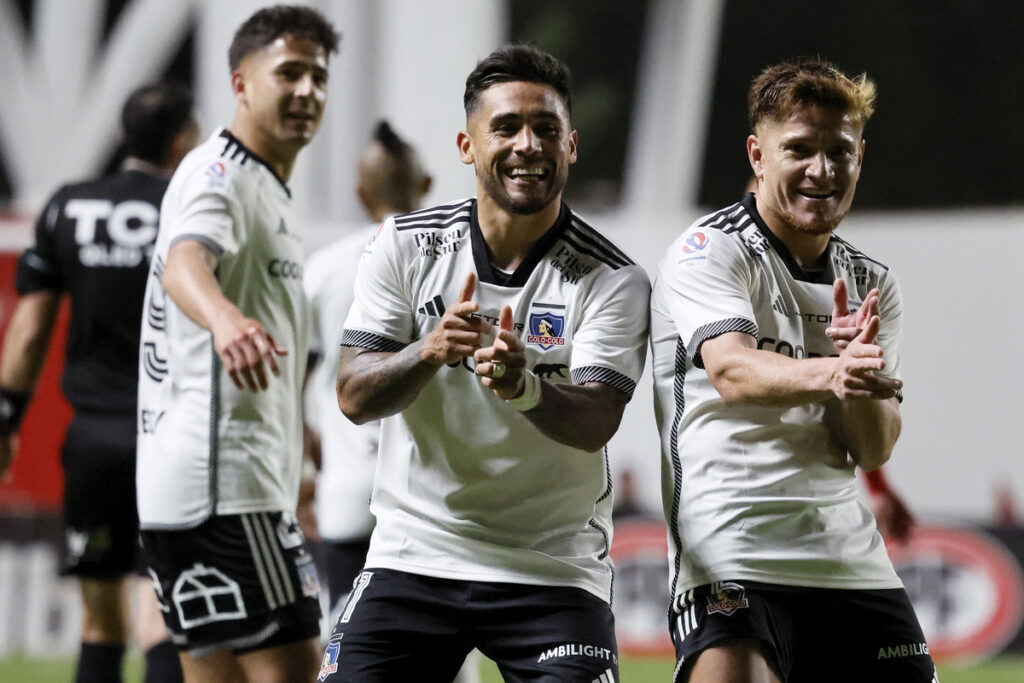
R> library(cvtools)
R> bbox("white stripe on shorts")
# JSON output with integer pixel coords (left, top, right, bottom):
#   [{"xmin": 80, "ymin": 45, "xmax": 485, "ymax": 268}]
[
  {"xmin": 240, "ymin": 513, "xmax": 279, "ymax": 609},
  {"xmin": 258, "ymin": 512, "xmax": 296, "ymax": 604}
]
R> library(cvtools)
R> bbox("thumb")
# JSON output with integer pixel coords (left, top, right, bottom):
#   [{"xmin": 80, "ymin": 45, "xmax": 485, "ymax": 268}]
[
  {"xmin": 457, "ymin": 272, "xmax": 476, "ymax": 303},
  {"xmin": 499, "ymin": 304, "xmax": 514, "ymax": 332}
]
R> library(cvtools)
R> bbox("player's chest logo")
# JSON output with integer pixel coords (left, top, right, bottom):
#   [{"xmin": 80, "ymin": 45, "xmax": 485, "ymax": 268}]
[{"xmin": 526, "ymin": 309, "xmax": 566, "ymax": 350}]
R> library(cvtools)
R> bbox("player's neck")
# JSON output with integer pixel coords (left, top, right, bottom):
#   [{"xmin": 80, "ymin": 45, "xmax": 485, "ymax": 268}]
[
  {"xmin": 757, "ymin": 204, "xmax": 832, "ymax": 268},
  {"xmin": 227, "ymin": 120, "xmax": 300, "ymax": 182},
  {"xmin": 121, "ymin": 157, "xmax": 174, "ymax": 179},
  {"xmin": 476, "ymin": 193, "xmax": 561, "ymax": 271}
]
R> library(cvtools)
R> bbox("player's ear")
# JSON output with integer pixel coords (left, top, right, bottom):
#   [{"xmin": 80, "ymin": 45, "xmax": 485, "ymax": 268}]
[
  {"xmin": 746, "ymin": 134, "xmax": 763, "ymax": 178},
  {"xmin": 231, "ymin": 70, "xmax": 246, "ymax": 104},
  {"xmin": 567, "ymin": 129, "xmax": 578, "ymax": 165},
  {"xmin": 457, "ymin": 131, "xmax": 474, "ymax": 166}
]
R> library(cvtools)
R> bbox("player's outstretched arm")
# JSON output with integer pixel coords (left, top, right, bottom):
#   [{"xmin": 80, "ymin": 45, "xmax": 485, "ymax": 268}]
[
  {"xmin": 0, "ymin": 291, "xmax": 60, "ymax": 478},
  {"xmin": 473, "ymin": 305, "xmax": 628, "ymax": 452},
  {"xmin": 337, "ymin": 273, "xmax": 489, "ymax": 423},
  {"xmin": 162, "ymin": 239, "xmax": 286, "ymax": 392}
]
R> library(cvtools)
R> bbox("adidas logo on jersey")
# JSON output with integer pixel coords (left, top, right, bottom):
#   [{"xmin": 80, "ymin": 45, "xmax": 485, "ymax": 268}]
[
  {"xmin": 417, "ymin": 295, "xmax": 446, "ymax": 317},
  {"xmin": 771, "ymin": 294, "xmax": 790, "ymax": 317}
]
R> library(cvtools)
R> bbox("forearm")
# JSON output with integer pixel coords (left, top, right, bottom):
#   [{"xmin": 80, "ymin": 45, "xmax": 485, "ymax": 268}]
[
  {"xmin": 161, "ymin": 240, "xmax": 241, "ymax": 332},
  {"xmin": 826, "ymin": 397, "xmax": 901, "ymax": 470},
  {"xmin": 336, "ymin": 343, "xmax": 441, "ymax": 424},
  {"xmin": 521, "ymin": 380, "xmax": 626, "ymax": 452},
  {"xmin": 706, "ymin": 342, "xmax": 834, "ymax": 408},
  {"xmin": 0, "ymin": 292, "xmax": 60, "ymax": 392}
]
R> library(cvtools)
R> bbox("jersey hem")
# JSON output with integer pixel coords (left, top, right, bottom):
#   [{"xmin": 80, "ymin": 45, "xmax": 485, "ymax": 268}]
[
  {"xmin": 364, "ymin": 558, "xmax": 612, "ymax": 605},
  {"xmin": 674, "ymin": 569, "xmax": 904, "ymax": 596}
]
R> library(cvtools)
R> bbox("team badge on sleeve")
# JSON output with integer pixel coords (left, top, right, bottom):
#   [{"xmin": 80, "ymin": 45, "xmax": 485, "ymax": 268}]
[
  {"xmin": 678, "ymin": 229, "xmax": 711, "ymax": 267},
  {"xmin": 527, "ymin": 311, "xmax": 566, "ymax": 349},
  {"xmin": 203, "ymin": 161, "xmax": 229, "ymax": 189}
]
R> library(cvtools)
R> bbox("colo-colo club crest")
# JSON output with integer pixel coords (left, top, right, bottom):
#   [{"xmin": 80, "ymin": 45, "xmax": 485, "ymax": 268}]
[{"xmin": 527, "ymin": 311, "xmax": 566, "ymax": 350}]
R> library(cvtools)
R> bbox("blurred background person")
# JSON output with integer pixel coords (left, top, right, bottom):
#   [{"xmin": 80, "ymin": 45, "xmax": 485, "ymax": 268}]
[
  {"xmin": 0, "ymin": 81, "xmax": 198, "ymax": 683},
  {"xmin": 304, "ymin": 119, "xmax": 431, "ymax": 622}
]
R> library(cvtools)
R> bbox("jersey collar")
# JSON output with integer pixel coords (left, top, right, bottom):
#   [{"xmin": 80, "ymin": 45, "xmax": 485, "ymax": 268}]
[
  {"xmin": 217, "ymin": 129, "xmax": 292, "ymax": 198},
  {"xmin": 469, "ymin": 200, "xmax": 571, "ymax": 287},
  {"xmin": 742, "ymin": 193, "xmax": 836, "ymax": 285}
]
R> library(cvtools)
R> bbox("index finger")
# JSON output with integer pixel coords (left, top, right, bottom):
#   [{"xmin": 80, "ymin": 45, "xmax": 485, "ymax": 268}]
[
  {"xmin": 499, "ymin": 305, "xmax": 515, "ymax": 332},
  {"xmin": 255, "ymin": 329, "xmax": 283, "ymax": 377},
  {"xmin": 457, "ymin": 272, "xmax": 477, "ymax": 304}
]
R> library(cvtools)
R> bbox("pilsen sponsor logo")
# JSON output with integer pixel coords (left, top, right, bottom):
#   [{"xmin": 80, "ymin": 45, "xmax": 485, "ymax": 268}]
[{"xmin": 414, "ymin": 228, "xmax": 464, "ymax": 259}]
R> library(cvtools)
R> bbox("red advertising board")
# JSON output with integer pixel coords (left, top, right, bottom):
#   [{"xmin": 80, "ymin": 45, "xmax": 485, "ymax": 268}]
[{"xmin": 0, "ymin": 251, "xmax": 72, "ymax": 512}]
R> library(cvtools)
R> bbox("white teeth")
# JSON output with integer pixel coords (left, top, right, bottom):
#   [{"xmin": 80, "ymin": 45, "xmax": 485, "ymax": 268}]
[{"xmin": 510, "ymin": 168, "xmax": 544, "ymax": 177}]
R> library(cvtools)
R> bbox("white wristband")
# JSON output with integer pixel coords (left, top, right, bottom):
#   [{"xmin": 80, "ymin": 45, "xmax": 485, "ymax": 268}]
[{"xmin": 507, "ymin": 369, "xmax": 542, "ymax": 412}]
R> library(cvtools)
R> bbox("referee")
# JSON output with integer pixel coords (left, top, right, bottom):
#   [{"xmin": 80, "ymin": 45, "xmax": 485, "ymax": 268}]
[{"xmin": 0, "ymin": 82, "xmax": 197, "ymax": 683}]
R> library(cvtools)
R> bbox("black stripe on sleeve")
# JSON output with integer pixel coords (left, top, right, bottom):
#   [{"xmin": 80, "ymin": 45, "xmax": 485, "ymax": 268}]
[
  {"xmin": 570, "ymin": 366, "xmax": 637, "ymax": 400},
  {"xmin": 688, "ymin": 317, "xmax": 758, "ymax": 369},
  {"xmin": 340, "ymin": 329, "xmax": 407, "ymax": 352}
]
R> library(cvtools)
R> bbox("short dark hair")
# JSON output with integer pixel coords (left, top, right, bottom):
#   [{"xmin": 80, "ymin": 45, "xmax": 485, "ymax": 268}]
[
  {"xmin": 228, "ymin": 4, "xmax": 340, "ymax": 71},
  {"xmin": 361, "ymin": 120, "xmax": 427, "ymax": 213},
  {"xmin": 748, "ymin": 58, "xmax": 876, "ymax": 132},
  {"xmin": 463, "ymin": 44, "xmax": 572, "ymax": 117},
  {"xmin": 121, "ymin": 82, "xmax": 195, "ymax": 165}
]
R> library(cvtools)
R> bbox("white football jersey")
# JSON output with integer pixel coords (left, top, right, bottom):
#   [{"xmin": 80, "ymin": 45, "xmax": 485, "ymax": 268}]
[
  {"xmin": 343, "ymin": 199, "xmax": 650, "ymax": 603},
  {"xmin": 651, "ymin": 195, "xmax": 904, "ymax": 600},
  {"xmin": 137, "ymin": 129, "xmax": 309, "ymax": 528},
  {"xmin": 304, "ymin": 226, "xmax": 379, "ymax": 541}
]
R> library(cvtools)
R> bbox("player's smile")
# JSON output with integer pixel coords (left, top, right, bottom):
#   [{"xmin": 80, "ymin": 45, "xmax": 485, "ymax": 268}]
[
  {"xmin": 749, "ymin": 104, "xmax": 864, "ymax": 239},
  {"xmin": 461, "ymin": 80, "xmax": 577, "ymax": 216}
]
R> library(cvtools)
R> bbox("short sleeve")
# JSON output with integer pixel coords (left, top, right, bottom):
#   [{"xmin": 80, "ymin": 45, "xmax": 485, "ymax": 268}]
[
  {"xmin": 875, "ymin": 268, "xmax": 902, "ymax": 382},
  {"xmin": 341, "ymin": 219, "xmax": 413, "ymax": 352},
  {"xmin": 570, "ymin": 264, "xmax": 651, "ymax": 400},
  {"xmin": 167, "ymin": 161, "xmax": 242, "ymax": 259},
  {"xmin": 653, "ymin": 225, "xmax": 758, "ymax": 368},
  {"xmin": 16, "ymin": 191, "xmax": 66, "ymax": 294}
]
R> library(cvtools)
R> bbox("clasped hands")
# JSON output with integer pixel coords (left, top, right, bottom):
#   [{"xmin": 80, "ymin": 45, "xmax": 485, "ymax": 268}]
[
  {"xmin": 420, "ymin": 273, "xmax": 526, "ymax": 400},
  {"xmin": 824, "ymin": 278, "xmax": 902, "ymax": 401}
]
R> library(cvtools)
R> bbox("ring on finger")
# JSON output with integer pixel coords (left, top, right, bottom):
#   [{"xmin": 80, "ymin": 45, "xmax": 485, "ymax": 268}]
[{"xmin": 492, "ymin": 361, "xmax": 506, "ymax": 379}]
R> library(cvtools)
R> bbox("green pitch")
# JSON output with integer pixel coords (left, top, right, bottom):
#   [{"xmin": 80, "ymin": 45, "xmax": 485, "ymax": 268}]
[{"xmin": 3, "ymin": 653, "xmax": 1024, "ymax": 681}]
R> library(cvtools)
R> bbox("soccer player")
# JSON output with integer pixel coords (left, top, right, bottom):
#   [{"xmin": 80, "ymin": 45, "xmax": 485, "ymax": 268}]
[
  {"xmin": 650, "ymin": 59, "xmax": 936, "ymax": 682},
  {"xmin": 319, "ymin": 44, "xmax": 650, "ymax": 682},
  {"xmin": 135, "ymin": 6, "xmax": 338, "ymax": 681},
  {"xmin": 304, "ymin": 119, "xmax": 431, "ymax": 617},
  {"xmin": 744, "ymin": 174, "xmax": 916, "ymax": 544},
  {"xmin": 0, "ymin": 82, "xmax": 197, "ymax": 683}
]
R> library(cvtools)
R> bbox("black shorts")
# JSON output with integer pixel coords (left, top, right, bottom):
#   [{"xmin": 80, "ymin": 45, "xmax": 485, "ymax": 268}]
[
  {"xmin": 140, "ymin": 511, "xmax": 322, "ymax": 658},
  {"xmin": 319, "ymin": 568, "xmax": 619, "ymax": 683},
  {"xmin": 61, "ymin": 413, "xmax": 143, "ymax": 579},
  {"xmin": 670, "ymin": 580, "xmax": 937, "ymax": 683},
  {"xmin": 321, "ymin": 538, "xmax": 371, "ymax": 612}
]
